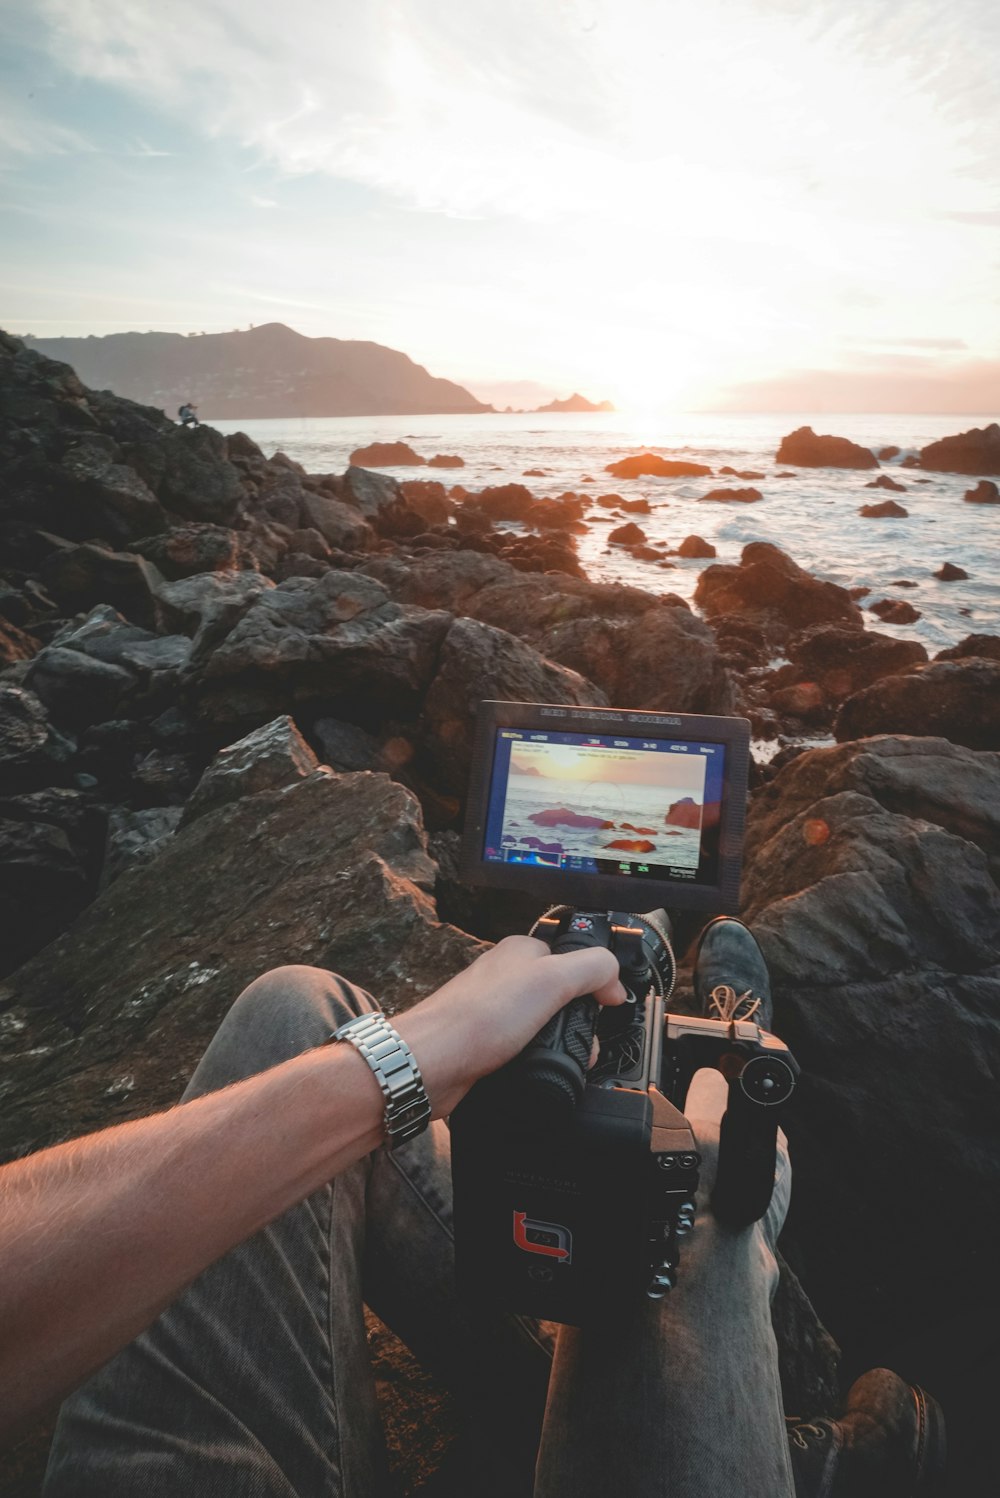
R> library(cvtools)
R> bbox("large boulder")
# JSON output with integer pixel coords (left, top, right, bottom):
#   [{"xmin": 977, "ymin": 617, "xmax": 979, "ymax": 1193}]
[
  {"xmin": 694, "ymin": 543, "xmax": 863, "ymax": 642},
  {"xmin": 605, "ymin": 453, "xmax": 711, "ymax": 479},
  {"xmin": 140, "ymin": 425, "xmax": 244, "ymax": 525},
  {"xmin": 299, "ymin": 491, "xmax": 375, "ymax": 550},
  {"xmin": 537, "ymin": 608, "xmax": 734, "ymax": 716},
  {"xmin": 421, "ymin": 617, "xmax": 607, "ymax": 792},
  {"xmin": 155, "ymin": 570, "xmax": 276, "ymax": 636},
  {"xmin": 190, "ymin": 570, "xmax": 452, "ymax": 729},
  {"xmin": 180, "ymin": 715, "xmax": 319, "ymax": 827},
  {"xmin": 963, "ymin": 479, "xmax": 1000, "ymax": 504},
  {"xmin": 741, "ymin": 735, "xmax": 1000, "ymax": 1495},
  {"xmin": 697, "ymin": 487, "xmax": 763, "ymax": 504},
  {"xmin": 40, "ymin": 544, "xmax": 167, "ymax": 631},
  {"xmin": 787, "ymin": 625, "xmax": 927, "ymax": 705},
  {"xmin": 130, "ymin": 523, "xmax": 253, "ymax": 579},
  {"xmin": 920, "ymin": 423, "xmax": 1000, "ymax": 476},
  {"xmin": 858, "ymin": 499, "xmax": 908, "ymax": 518},
  {"xmin": 0, "ymin": 770, "xmax": 481, "ymax": 1165},
  {"xmin": 59, "ymin": 438, "xmax": 168, "ymax": 542},
  {"xmin": 26, "ymin": 646, "xmax": 136, "ymax": 730},
  {"xmin": 775, "ymin": 427, "xmax": 878, "ymax": 469},
  {"xmin": 465, "ymin": 483, "xmax": 536, "ymax": 521},
  {"xmin": 834, "ymin": 658, "xmax": 1000, "ymax": 749},
  {"xmin": 349, "ymin": 441, "xmax": 425, "ymax": 466},
  {"xmin": 0, "ymin": 787, "xmax": 107, "ymax": 976},
  {"xmin": 341, "ymin": 466, "xmax": 425, "ymax": 537},
  {"xmin": 936, "ymin": 633, "xmax": 1000, "ymax": 663}
]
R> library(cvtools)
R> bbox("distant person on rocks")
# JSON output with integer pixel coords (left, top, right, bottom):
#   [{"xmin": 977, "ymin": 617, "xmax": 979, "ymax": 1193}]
[
  {"xmin": 177, "ymin": 401, "xmax": 199, "ymax": 427},
  {"xmin": 1, "ymin": 923, "xmax": 945, "ymax": 1497}
]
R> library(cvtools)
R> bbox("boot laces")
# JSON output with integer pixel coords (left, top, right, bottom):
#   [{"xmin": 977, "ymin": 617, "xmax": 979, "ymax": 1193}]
[
  {"xmin": 708, "ymin": 983, "xmax": 762, "ymax": 1023},
  {"xmin": 786, "ymin": 1420, "xmax": 829, "ymax": 1451}
]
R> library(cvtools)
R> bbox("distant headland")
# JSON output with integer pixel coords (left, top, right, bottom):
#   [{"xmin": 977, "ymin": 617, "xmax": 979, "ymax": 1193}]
[
  {"xmin": 534, "ymin": 392, "xmax": 615, "ymax": 413},
  {"xmin": 23, "ymin": 323, "xmax": 493, "ymax": 419}
]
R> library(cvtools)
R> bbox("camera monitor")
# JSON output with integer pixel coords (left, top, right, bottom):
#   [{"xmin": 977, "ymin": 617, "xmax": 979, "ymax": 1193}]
[{"xmin": 462, "ymin": 701, "xmax": 750, "ymax": 913}]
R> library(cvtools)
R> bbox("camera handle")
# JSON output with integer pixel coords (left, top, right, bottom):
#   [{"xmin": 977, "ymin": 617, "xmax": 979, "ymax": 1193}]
[{"xmin": 512, "ymin": 911, "xmax": 617, "ymax": 1122}]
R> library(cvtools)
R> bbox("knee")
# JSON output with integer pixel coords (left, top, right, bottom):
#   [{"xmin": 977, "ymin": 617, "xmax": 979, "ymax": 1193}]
[{"xmin": 187, "ymin": 966, "xmax": 380, "ymax": 1097}]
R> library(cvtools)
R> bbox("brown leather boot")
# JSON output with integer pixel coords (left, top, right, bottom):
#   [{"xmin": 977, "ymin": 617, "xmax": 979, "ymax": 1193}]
[{"xmin": 786, "ymin": 1368, "xmax": 946, "ymax": 1497}]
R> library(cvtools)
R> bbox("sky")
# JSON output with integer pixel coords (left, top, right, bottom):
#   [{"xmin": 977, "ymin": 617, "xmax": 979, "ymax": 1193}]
[
  {"xmin": 511, "ymin": 746, "xmax": 706, "ymax": 791},
  {"xmin": 1, "ymin": 0, "xmax": 998, "ymax": 413}
]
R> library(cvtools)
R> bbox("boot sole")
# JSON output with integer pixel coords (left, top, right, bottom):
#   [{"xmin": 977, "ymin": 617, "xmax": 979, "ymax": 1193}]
[{"xmin": 912, "ymin": 1384, "xmax": 947, "ymax": 1496}]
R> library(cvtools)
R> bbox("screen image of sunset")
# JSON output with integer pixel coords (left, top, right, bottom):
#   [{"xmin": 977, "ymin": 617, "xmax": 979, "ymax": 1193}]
[{"xmin": 499, "ymin": 743, "xmax": 708, "ymax": 870}]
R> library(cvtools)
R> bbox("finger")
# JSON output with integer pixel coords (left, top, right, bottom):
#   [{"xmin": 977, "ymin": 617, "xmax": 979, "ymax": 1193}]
[{"xmin": 543, "ymin": 947, "xmax": 626, "ymax": 1007}]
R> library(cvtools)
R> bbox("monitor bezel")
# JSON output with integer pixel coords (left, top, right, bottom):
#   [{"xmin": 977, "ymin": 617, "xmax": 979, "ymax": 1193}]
[{"xmin": 460, "ymin": 701, "xmax": 750, "ymax": 914}]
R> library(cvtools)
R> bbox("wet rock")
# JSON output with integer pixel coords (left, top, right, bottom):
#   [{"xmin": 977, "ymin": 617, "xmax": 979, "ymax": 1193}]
[
  {"xmin": 858, "ymin": 499, "xmax": 908, "ymax": 518},
  {"xmin": 609, "ymin": 521, "xmax": 647, "ymax": 544},
  {"xmin": 399, "ymin": 480, "xmax": 453, "ymax": 527},
  {"xmin": 341, "ymin": 466, "xmax": 425, "ymax": 537},
  {"xmin": 350, "ymin": 441, "xmax": 425, "ymax": 466},
  {"xmin": 788, "ymin": 625, "xmax": 927, "ymax": 704},
  {"xmin": 740, "ymin": 735, "xmax": 1000, "ymax": 1493},
  {"xmin": 536, "ymin": 607, "xmax": 734, "ymax": 716},
  {"xmin": 422, "ymin": 617, "xmax": 607, "ymax": 792},
  {"xmin": 40, "ymin": 544, "xmax": 167, "ymax": 631},
  {"xmin": 526, "ymin": 494, "xmax": 586, "ymax": 529},
  {"xmin": 694, "ymin": 543, "xmax": 863, "ymax": 642},
  {"xmin": 775, "ymin": 427, "xmax": 878, "ymax": 469},
  {"xmin": 466, "ymin": 483, "xmax": 536, "ymax": 521},
  {"xmin": 130, "ymin": 748, "xmax": 197, "ymax": 805},
  {"xmin": 963, "ymin": 479, "xmax": 1000, "ymax": 504},
  {"xmin": 919, "ymin": 423, "xmax": 1000, "ymax": 475},
  {"xmin": 677, "ymin": 534, "xmax": 716, "ymax": 559},
  {"xmin": 698, "ymin": 486, "xmax": 763, "ymax": 504},
  {"xmin": 877, "ymin": 445, "xmax": 901, "ymax": 460},
  {"xmin": 767, "ymin": 681, "xmax": 829, "ymax": 724},
  {"xmin": 498, "ymin": 531, "xmax": 583, "ymax": 577},
  {"xmin": 596, "ymin": 494, "xmax": 624, "ymax": 508},
  {"xmin": 935, "ymin": 634, "xmax": 1000, "ymax": 663},
  {"xmin": 299, "ymin": 490, "xmax": 375, "ymax": 549},
  {"xmin": 720, "ymin": 467, "xmax": 766, "ymax": 480},
  {"xmin": 101, "ymin": 805, "xmax": 182, "ymax": 887},
  {"xmin": 191, "ymin": 570, "xmax": 452, "ymax": 730},
  {"xmin": 835, "ymin": 658, "xmax": 1000, "ymax": 748},
  {"xmin": 180, "ymin": 715, "xmax": 319, "ymax": 827},
  {"xmin": 427, "ymin": 454, "xmax": 464, "ymax": 469},
  {"xmin": 864, "ymin": 474, "xmax": 907, "ymax": 492},
  {"xmin": 934, "ymin": 562, "xmax": 968, "ymax": 581},
  {"xmin": 868, "ymin": 598, "xmax": 920, "ymax": 624},
  {"xmin": 605, "ymin": 453, "xmax": 712, "ymax": 479}
]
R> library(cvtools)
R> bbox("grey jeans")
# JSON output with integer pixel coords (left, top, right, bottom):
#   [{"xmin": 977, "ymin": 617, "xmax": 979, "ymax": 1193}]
[{"xmin": 44, "ymin": 966, "xmax": 794, "ymax": 1498}]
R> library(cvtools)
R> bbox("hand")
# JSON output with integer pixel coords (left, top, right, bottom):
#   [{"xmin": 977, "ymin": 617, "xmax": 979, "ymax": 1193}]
[{"xmin": 396, "ymin": 936, "xmax": 627, "ymax": 1117}]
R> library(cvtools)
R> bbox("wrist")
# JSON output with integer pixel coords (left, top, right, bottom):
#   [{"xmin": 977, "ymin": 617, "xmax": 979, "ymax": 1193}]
[{"xmin": 394, "ymin": 1003, "xmax": 474, "ymax": 1119}]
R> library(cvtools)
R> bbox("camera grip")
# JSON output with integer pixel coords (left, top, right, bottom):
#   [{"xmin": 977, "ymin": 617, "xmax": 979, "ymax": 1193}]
[{"xmin": 515, "ymin": 993, "xmax": 600, "ymax": 1122}]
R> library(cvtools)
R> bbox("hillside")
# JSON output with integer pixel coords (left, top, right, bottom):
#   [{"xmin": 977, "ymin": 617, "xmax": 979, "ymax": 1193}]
[
  {"xmin": 535, "ymin": 391, "xmax": 615, "ymax": 412},
  {"xmin": 24, "ymin": 323, "xmax": 492, "ymax": 419}
]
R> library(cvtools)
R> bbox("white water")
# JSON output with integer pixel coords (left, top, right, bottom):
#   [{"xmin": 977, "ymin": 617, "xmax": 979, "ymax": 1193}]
[{"xmin": 212, "ymin": 411, "xmax": 999, "ymax": 651}]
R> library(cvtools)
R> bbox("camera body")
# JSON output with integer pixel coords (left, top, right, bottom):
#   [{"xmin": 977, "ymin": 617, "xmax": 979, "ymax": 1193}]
[
  {"xmin": 451, "ymin": 702, "xmax": 797, "ymax": 1326},
  {"xmin": 450, "ymin": 904, "xmax": 797, "ymax": 1325}
]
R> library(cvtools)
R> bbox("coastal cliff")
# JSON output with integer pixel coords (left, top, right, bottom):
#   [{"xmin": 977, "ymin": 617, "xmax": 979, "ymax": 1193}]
[{"xmin": 24, "ymin": 323, "xmax": 492, "ymax": 419}]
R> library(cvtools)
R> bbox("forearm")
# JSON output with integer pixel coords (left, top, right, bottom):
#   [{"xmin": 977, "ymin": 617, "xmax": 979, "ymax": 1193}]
[{"xmin": 0, "ymin": 1041, "xmax": 389, "ymax": 1438}]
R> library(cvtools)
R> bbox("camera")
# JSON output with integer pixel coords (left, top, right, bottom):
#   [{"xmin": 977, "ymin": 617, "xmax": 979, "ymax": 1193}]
[{"xmin": 449, "ymin": 701, "xmax": 798, "ymax": 1326}]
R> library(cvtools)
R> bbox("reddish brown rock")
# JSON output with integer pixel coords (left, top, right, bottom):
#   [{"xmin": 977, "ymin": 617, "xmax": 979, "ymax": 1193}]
[
  {"xmin": 603, "ymin": 837, "xmax": 656, "ymax": 853},
  {"xmin": 834, "ymin": 658, "xmax": 1000, "ymax": 748},
  {"xmin": 677, "ymin": 534, "xmax": 716, "ymax": 559},
  {"xmin": 349, "ymin": 441, "xmax": 425, "ymax": 466},
  {"xmin": 864, "ymin": 474, "xmax": 907, "ymax": 492},
  {"xmin": 698, "ymin": 487, "xmax": 763, "ymax": 504},
  {"xmin": 859, "ymin": 500, "xmax": 908, "ymax": 518},
  {"xmin": 427, "ymin": 454, "xmax": 464, "ymax": 468},
  {"xmin": 934, "ymin": 562, "xmax": 969, "ymax": 581},
  {"xmin": 963, "ymin": 480, "xmax": 1000, "ymax": 504},
  {"xmin": 868, "ymin": 598, "xmax": 921, "ymax": 624},
  {"xmin": 605, "ymin": 453, "xmax": 711, "ymax": 479},
  {"xmin": 775, "ymin": 427, "xmax": 878, "ymax": 470},
  {"xmin": 609, "ymin": 521, "xmax": 647, "ymax": 544},
  {"xmin": 920, "ymin": 424, "xmax": 1000, "ymax": 475}
]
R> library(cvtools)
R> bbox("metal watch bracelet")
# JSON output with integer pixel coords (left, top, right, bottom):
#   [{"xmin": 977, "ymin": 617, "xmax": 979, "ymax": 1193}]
[{"xmin": 328, "ymin": 1012, "xmax": 432, "ymax": 1149}]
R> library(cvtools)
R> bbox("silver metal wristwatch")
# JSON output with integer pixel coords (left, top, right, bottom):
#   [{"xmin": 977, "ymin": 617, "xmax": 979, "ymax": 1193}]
[{"xmin": 329, "ymin": 1012, "xmax": 432, "ymax": 1149}]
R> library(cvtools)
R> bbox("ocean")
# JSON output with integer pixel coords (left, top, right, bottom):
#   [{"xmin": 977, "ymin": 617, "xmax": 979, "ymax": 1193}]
[
  {"xmin": 211, "ymin": 411, "xmax": 999, "ymax": 652},
  {"xmin": 497, "ymin": 778, "xmax": 703, "ymax": 871}
]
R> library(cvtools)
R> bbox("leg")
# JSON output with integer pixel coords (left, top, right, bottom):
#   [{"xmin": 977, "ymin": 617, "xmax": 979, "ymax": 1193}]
[
  {"xmin": 44, "ymin": 967, "xmax": 392, "ymax": 1497},
  {"xmin": 535, "ymin": 1066, "xmax": 794, "ymax": 1498}
]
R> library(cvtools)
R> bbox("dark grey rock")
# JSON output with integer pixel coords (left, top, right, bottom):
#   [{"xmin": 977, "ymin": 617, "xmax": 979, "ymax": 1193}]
[{"xmin": 180, "ymin": 715, "xmax": 319, "ymax": 827}]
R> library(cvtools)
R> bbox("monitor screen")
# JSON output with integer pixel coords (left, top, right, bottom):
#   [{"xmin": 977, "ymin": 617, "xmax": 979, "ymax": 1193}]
[{"xmin": 481, "ymin": 726, "xmax": 726, "ymax": 889}]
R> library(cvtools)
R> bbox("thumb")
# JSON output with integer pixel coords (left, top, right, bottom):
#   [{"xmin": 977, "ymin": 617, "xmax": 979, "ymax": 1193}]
[{"xmin": 542, "ymin": 946, "xmax": 626, "ymax": 1011}]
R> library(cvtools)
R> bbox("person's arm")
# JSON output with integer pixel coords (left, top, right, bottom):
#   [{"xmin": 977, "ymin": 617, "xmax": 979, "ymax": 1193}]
[{"xmin": 0, "ymin": 937, "xmax": 622, "ymax": 1439}]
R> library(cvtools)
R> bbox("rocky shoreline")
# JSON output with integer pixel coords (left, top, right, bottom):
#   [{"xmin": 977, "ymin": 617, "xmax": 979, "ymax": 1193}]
[{"xmin": 2, "ymin": 332, "xmax": 1000, "ymax": 1494}]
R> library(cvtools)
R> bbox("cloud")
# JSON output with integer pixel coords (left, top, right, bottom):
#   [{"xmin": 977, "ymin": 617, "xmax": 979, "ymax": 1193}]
[
  {"xmin": 250, "ymin": 194, "xmax": 276, "ymax": 207},
  {"xmin": 848, "ymin": 336, "xmax": 969, "ymax": 351}
]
